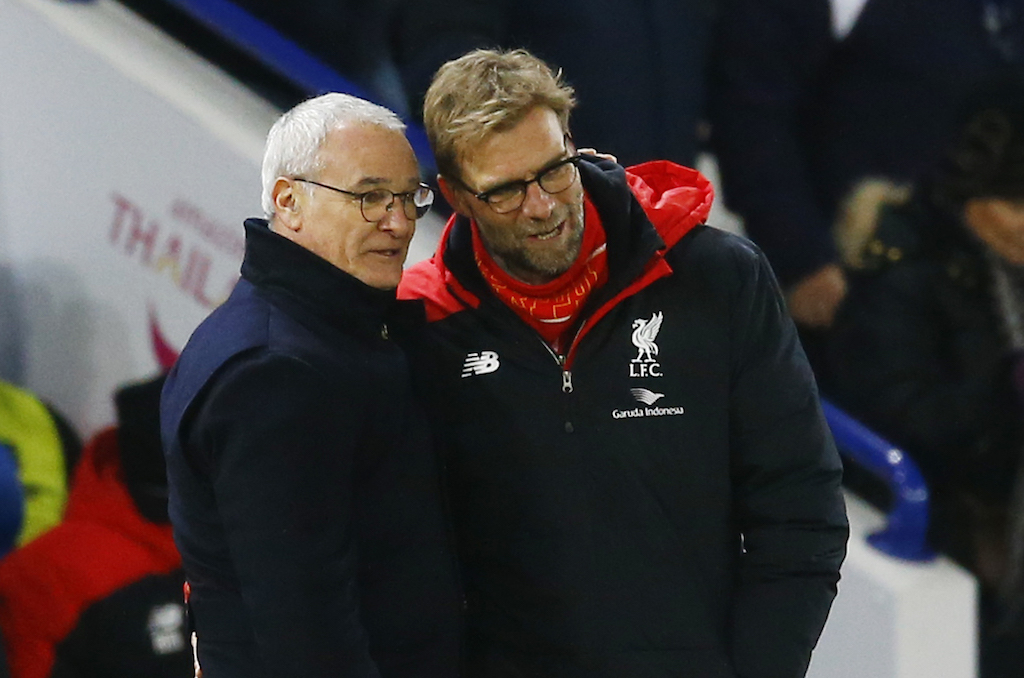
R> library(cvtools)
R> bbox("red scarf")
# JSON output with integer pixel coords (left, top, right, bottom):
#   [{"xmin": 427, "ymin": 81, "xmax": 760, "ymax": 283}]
[{"xmin": 473, "ymin": 197, "xmax": 609, "ymax": 352}]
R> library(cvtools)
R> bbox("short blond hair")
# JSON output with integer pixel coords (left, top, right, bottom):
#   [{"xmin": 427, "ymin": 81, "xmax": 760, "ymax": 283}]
[{"xmin": 423, "ymin": 48, "xmax": 576, "ymax": 181}]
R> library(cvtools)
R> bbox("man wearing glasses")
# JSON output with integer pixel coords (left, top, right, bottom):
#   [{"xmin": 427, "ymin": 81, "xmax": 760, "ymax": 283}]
[
  {"xmin": 398, "ymin": 49, "xmax": 849, "ymax": 678},
  {"xmin": 161, "ymin": 93, "xmax": 460, "ymax": 678}
]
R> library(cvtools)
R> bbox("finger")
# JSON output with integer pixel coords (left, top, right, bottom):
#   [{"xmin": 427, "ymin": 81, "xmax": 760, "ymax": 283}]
[{"xmin": 577, "ymin": 148, "xmax": 618, "ymax": 162}]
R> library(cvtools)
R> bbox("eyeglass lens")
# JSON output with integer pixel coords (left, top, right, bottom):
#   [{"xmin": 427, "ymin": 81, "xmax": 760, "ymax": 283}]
[
  {"xmin": 360, "ymin": 186, "xmax": 433, "ymax": 221},
  {"xmin": 486, "ymin": 158, "xmax": 578, "ymax": 214}
]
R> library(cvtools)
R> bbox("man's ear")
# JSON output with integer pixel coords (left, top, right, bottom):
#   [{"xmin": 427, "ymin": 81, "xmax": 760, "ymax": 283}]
[
  {"xmin": 438, "ymin": 175, "xmax": 472, "ymax": 218},
  {"xmin": 273, "ymin": 177, "xmax": 302, "ymax": 232}
]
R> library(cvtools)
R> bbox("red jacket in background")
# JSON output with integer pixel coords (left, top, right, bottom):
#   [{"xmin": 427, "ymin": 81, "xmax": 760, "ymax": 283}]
[{"xmin": 0, "ymin": 427, "xmax": 188, "ymax": 678}]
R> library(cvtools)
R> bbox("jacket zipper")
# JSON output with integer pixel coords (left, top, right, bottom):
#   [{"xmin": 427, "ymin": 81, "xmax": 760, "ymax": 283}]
[{"xmin": 539, "ymin": 335, "xmax": 581, "ymax": 394}]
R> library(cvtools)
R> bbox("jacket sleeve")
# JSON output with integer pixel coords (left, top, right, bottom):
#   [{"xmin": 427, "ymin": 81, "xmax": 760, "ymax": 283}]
[
  {"xmin": 710, "ymin": 0, "xmax": 837, "ymax": 286},
  {"xmin": 726, "ymin": 245, "xmax": 849, "ymax": 678},
  {"xmin": 191, "ymin": 352, "xmax": 380, "ymax": 678}
]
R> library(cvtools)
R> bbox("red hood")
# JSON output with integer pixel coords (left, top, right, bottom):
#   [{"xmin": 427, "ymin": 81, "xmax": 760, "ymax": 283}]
[
  {"xmin": 64, "ymin": 428, "xmax": 176, "ymax": 553},
  {"xmin": 624, "ymin": 160, "xmax": 714, "ymax": 248}
]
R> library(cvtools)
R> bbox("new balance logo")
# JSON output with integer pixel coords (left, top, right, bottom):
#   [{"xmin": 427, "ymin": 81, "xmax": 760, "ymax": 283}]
[{"xmin": 462, "ymin": 351, "xmax": 500, "ymax": 378}]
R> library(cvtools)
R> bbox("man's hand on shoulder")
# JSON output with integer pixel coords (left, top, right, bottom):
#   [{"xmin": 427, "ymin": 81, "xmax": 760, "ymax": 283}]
[{"xmin": 578, "ymin": 148, "xmax": 617, "ymax": 163}]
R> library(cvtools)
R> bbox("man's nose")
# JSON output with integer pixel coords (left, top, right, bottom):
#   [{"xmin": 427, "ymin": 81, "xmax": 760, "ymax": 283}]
[
  {"xmin": 520, "ymin": 181, "xmax": 557, "ymax": 220},
  {"xmin": 378, "ymin": 202, "xmax": 415, "ymax": 238}
]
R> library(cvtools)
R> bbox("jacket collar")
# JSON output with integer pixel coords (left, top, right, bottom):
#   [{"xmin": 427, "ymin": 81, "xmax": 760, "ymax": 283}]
[{"xmin": 240, "ymin": 218, "xmax": 399, "ymax": 334}]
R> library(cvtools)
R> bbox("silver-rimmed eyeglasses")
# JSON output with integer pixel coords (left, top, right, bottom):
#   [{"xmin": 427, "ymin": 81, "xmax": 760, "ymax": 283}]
[{"xmin": 294, "ymin": 178, "xmax": 434, "ymax": 221}]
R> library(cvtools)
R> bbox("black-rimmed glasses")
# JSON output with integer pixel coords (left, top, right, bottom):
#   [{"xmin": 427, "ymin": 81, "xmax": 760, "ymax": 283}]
[
  {"xmin": 294, "ymin": 178, "xmax": 434, "ymax": 221},
  {"xmin": 461, "ymin": 154, "xmax": 582, "ymax": 214}
]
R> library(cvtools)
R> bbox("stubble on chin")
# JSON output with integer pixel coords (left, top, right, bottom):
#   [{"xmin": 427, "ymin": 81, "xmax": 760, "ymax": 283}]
[{"xmin": 507, "ymin": 207, "xmax": 585, "ymax": 281}]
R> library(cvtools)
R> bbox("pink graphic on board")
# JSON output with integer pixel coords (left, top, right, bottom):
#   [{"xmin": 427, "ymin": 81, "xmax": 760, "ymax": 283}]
[{"xmin": 148, "ymin": 307, "xmax": 180, "ymax": 370}]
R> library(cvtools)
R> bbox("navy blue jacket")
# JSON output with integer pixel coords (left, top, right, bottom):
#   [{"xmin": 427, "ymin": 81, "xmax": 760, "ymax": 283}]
[
  {"xmin": 399, "ymin": 158, "xmax": 848, "ymax": 678},
  {"xmin": 161, "ymin": 220, "xmax": 461, "ymax": 678},
  {"xmin": 711, "ymin": 0, "xmax": 1024, "ymax": 285}
]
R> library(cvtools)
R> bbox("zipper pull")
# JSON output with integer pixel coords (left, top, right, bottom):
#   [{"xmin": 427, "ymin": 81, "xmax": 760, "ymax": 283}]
[{"xmin": 562, "ymin": 370, "xmax": 573, "ymax": 393}]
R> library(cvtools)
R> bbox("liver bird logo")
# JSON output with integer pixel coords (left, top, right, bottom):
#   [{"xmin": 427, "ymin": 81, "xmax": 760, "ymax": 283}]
[{"xmin": 631, "ymin": 311, "xmax": 664, "ymax": 363}]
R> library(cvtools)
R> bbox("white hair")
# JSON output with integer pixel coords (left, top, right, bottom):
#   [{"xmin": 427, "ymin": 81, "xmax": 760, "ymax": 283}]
[{"xmin": 260, "ymin": 92, "xmax": 407, "ymax": 218}]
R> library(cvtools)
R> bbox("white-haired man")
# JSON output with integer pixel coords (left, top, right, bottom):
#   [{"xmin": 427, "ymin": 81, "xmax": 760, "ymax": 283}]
[{"xmin": 161, "ymin": 93, "xmax": 460, "ymax": 678}]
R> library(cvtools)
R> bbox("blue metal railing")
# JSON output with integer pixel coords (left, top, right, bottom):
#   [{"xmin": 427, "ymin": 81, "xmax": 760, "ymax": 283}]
[
  {"xmin": 138, "ymin": 0, "xmax": 436, "ymax": 168},
  {"xmin": 821, "ymin": 398, "xmax": 936, "ymax": 562}
]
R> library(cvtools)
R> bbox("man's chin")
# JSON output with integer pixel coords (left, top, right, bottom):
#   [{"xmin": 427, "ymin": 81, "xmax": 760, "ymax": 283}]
[{"xmin": 513, "ymin": 243, "xmax": 584, "ymax": 283}]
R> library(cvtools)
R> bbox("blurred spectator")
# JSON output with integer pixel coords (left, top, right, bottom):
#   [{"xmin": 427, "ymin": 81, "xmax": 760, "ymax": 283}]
[
  {"xmin": 0, "ymin": 380, "xmax": 80, "ymax": 550},
  {"xmin": 230, "ymin": 0, "xmax": 410, "ymax": 116},
  {"xmin": 0, "ymin": 374, "xmax": 191, "ymax": 678},
  {"xmin": 710, "ymin": 0, "xmax": 1024, "ymax": 338},
  {"xmin": 825, "ymin": 93, "xmax": 1024, "ymax": 677},
  {"xmin": 393, "ymin": 0, "xmax": 718, "ymax": 169}
]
